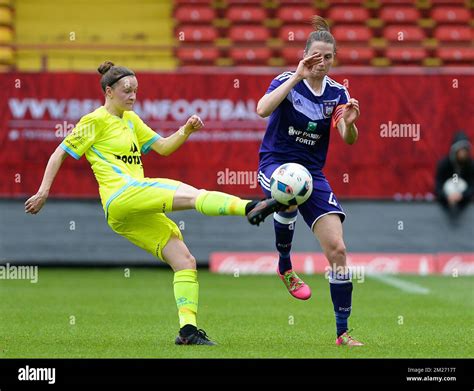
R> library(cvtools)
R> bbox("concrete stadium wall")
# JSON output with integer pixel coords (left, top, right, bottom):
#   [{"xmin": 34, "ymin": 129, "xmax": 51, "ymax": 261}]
[{"xmin": 1, "ymin": 200, "xmax": 473, "ymax": 266}]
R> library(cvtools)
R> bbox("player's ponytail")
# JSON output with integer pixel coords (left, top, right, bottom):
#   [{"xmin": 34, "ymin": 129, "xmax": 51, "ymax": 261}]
[
  {"xmin": 305, "ymin": 16, "xmax": 336, "ymax": 54},
  {"xmin": 98, "ymin": 61, "xmax": 135, "ymax": 92},
  {"xmin": 311, "ymin": 15, "xmax": 330, "ymax": 32}
]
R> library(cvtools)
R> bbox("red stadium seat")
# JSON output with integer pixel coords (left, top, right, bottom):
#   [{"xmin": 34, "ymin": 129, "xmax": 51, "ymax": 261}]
[
  {"xmin": 431, "ymin": 7, "xmax": 471, "ymax": 24},
  {"xmin": 280, "ymin": 46, "xmax": 305, "ymax": 65},
  {"xmin": 436, "ymin": 47, "xmax": 474, "ymax": 63},
  {"xmin": 332, "ymin": 25, "xmax": 373, "ymax": 43},
  {"xmin": 434, "ymin": 26, "xmax": 472, "ymax": 43},
  {"xmin": 176, "ymin": 26, "xmax": 218, "ymax": 42},
  {"xmin": 176, "ymin": 47, "xmax": 220, "ymax": 65},
  {"xmin": 226, "ymin": 6, "xmax": 267, "ymax": 24},
  {"xmin": 325, "ymin": 0, "xmax": 366, "ymax": 4},
  {"xmin": 279, "ymin": 25, "xmax": 314, "ymax": 42},
  {"xmin": 336, "ymin": 46, "xmax": 375, "ymax": 64},
  {"xmin": 174, "ymin": 6, "xmax": 216, "ymax": 24},
  {"xmin": 276, "ymin": 7, "xmax": 315, "ymax": 24},
  {"xmin": 229, "ymin": 47, "xmax": 272, "ymax": 65},
  {"xmin": 385, "ymin": 47, "xmax": 427, "ymax": 63},
  {"xmin": 327, "ymin": 7, "xmax": 370, "ymax": 24},
  {"xmin": 226, "ymin": 0, "xmax": 265, "ymax": 5},
  {"xmin": 383, "ymin": 25, "xmax": 425, "ymax": 42},
  {"xmin": 379, "ymin": 7, "xmax": 420, "ymax": 24},
  {"xmin": 229, "ymin": 25, "xmax": 270, "ymax": 43}
]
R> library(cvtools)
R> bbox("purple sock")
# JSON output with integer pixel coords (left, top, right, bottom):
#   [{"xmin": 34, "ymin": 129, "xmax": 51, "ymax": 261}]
[
  {"xmin": 328, "ymin": 270, "xmax": 353, "ymax": 337},
  {"xmin": 274, "ymin": 210, "xmax": 298, "ymax": 274}
]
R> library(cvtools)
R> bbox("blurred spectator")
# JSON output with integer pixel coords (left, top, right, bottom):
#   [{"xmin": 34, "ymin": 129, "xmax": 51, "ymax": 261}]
[{"xmin": 435, "ymin": 131, "xmax": 474, "ymax": 220}]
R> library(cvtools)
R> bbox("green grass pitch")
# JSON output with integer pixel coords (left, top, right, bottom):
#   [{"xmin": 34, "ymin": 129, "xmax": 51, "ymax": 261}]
[{"xmin": 0, "ymin": 268, "xmax": 472, "ymax": 358}]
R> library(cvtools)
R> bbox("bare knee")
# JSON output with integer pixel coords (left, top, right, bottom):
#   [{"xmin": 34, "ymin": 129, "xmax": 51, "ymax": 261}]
[
  {"xmin": 325, "ymin": 240, "xmax": 347, "ymax": 267},
  {"xmin": 181, "ymin": 252, "xmax": 197, "ymax": 270},
  {"xmin": 162, "ymin": 237, "xmax": 197, "ymax": 271},
  {"xmin": 169, "ymin": 252, "xmax": 196, "ymax": 272}
]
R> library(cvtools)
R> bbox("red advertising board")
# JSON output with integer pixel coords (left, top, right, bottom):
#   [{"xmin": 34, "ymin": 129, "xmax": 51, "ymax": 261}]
[
  {"xmin": 1, "ymin": 71, "xmax": 473, "ymax": 198},
  {"xmin": 437, "ymin": 252, "xmax": 474, "ymax": 276},
  {"xmin": 209, "ymin": 252, "xmax": 474, "ymax": 276}
]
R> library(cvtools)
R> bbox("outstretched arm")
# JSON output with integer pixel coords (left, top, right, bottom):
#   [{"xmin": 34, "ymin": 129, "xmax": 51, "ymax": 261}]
[
  {"xmin": 151, "ymin": 115, "xmax": 204, "ymax": 156},
  {"xmin": 25, "ymin": 146, "xmax": 68, "ymax": 214}
]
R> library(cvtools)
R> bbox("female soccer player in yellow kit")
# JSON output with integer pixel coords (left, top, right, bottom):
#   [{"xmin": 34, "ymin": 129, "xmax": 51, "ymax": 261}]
[{"xmin": 25, "ymin": 61, "xmax": 281, "ymax": 346}]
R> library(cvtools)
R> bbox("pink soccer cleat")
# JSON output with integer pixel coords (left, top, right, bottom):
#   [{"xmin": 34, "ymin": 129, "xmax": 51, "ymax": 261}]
[
  {"xmin": 277, "ymin": 269, "xmax": 312, "ymax": 300},
  {"xmin": 335, "ymin": 330, "xmax": 364, "ymax": 346}
]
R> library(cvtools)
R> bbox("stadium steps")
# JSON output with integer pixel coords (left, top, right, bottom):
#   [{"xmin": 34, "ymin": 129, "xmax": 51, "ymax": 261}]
[{"xmin": 15, "ymin": 0, "xmax": 177, "ymax": 71}]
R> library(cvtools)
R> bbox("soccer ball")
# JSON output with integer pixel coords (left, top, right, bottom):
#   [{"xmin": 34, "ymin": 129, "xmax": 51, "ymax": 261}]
[{"xmin": 270, "ymin": 163, "xmax": 313, "ymax": 206}]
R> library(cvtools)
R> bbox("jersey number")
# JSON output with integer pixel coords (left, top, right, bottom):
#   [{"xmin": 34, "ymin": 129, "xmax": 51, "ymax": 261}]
[{"xmin": 328, "ymin": 192, "xmax": 338, "ymax": 206}]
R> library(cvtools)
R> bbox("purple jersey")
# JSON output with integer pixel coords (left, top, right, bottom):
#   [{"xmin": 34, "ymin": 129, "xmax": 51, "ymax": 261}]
[{"xmin": 259, "ymin": 72, "xmax": 350, "ymax": 175}]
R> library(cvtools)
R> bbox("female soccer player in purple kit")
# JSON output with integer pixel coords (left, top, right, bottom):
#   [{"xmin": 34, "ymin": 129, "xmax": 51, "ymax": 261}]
[{"xmin": 256, "ymin": 16, "xmax": 363, "ymax": 346}]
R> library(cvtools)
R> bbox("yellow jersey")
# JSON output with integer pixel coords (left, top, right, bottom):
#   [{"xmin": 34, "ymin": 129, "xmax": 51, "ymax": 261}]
[{"xmin": 60, "ymin": 106, "xmax": 161, "ymax": 215}]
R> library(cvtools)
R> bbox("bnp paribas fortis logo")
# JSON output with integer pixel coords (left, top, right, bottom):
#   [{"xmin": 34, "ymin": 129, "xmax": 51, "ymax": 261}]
[{"xmin": 306, "ymin": 122, "xmax": 317, "ymax": 133}]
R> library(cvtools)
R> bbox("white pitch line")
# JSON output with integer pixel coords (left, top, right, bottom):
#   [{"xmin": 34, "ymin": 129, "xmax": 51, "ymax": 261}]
[{"xmin": 369, "ymin": 274, "xmax": 430, "ymax": 295}]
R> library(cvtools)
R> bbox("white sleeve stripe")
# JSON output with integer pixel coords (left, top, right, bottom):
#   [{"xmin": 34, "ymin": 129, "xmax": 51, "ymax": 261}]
[
  {"xmin": 275, "ymin": 71, "xmax": 294, "ymax": 81},
  {"xmin": 326, "ymin": 78, "xmax": 345, "ymax": 89},
  {"xmin": 344, "ymin": 89, "xmax": 350, "ymax": 101}
]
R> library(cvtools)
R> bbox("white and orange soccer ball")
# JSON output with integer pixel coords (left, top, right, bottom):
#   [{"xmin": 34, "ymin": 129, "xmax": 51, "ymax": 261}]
[{"xmin": 270, "ymin": 163, "xmax": 313, "ymax": 206}]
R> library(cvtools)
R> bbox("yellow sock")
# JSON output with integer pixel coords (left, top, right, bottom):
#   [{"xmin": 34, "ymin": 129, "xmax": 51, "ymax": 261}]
[
  {"xmin": 195, "ymin": 191, "xmax": 250, "ymax": 216},
  {"xmin": 173, "ymin": 269, "xmax": 199, "ymax": 328}
]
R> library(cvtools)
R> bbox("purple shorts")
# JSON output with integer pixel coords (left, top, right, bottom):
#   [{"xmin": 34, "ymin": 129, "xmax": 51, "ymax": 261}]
[{"xmin": 257, "ymin": 163, "xmax": 345, "ymax": 231}]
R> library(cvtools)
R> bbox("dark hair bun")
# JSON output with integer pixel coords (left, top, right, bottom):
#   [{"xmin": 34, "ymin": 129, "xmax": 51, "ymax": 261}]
[{"xmin": 97, "ymin": 61, "xmax": 114, "ymax": 75}]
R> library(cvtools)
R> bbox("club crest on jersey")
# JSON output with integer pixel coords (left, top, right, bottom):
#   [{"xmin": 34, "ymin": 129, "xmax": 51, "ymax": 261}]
[{"xmin": 322, "ymin": 99, "xmax": 338, "ymax": 117}]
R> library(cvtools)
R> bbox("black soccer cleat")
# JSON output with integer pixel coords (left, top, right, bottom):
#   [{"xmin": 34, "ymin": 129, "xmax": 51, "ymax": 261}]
[
  {"xmin": 175, "ymin": 328, "xmax": 217, "ymax": 346},
  {"xmin": 246, "ymin": 198, "xmax": 287, "ymax": 226}
]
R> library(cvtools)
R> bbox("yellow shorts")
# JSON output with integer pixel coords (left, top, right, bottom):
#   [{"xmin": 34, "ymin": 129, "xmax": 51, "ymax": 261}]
[{"xmin": 106, "ymin": 177, "xmax": 183, "ymax": 261}]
